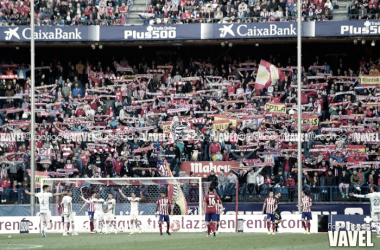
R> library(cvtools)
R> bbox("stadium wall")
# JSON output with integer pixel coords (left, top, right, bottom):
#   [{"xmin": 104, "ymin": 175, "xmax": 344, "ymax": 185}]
[
  {"xmin": 0, "ymin": 203, "xmax": 370, "ymax": 217},
  {"xmin": 0, "ymin": 20, "xmax": 379, "ymax": 42}
]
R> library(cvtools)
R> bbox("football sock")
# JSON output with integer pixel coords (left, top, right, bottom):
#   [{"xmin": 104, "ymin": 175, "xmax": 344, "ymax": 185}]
[
  {"xmin": 207, "ymin": 224, "xmax": 211, "ymax": 235},
  {"xmin": 275, "ymin": 223, "xmax": 279, "ymax": 232},
  {"xmin": 111, "ymin": 221, "xmax": 116, "ymax": 229},
  {"xmin": 216, "ymin": 223, "xmax": 219, "ymax": 232},
  {"xmin": 272, "ymin": 223, "xmax": 275, "ymax": 233},
  {"xmin": 90, "ymin": 221, "xmax": 94, "ymax": 232},
  {"xmin": 267, "ymin": 221, "xmax": 271, "ymax": 232},
  {"xmin": 166, "ymin": 222, "xmax": 170, "ymax": 233},
  {"xmin": 63, "ymin": 222, "xmax": 67, "ymax": 233},
  {"xmin": 159, "ymin": 223, "xmax": 162, "ymax": 234},
  {"xmin": 99, "ymin": 221, "xmax": 103, "ymax": 233},
  {"xmin": 136, "ymin": 222, "xmax": 141, "ymax": 230},
  {"xmin": 307, "ymin": 221, "xmax": 311, "ymax": 232},
  {"xmin": 67, "ymin": 223, "xmax": 70, "ymax": 232},
  {"xmin": 71, "ymin": 223, "xmax": 75, "ymax": 234},
  {"xmin": 302, "ymin": 221, "xmax": 306, "ymax": 230},
  {"xmin": 42, "ymin": 223, "xmax": 46, "ymax": 232},
  {"xmin": 106, "ymin": 223, "xmax": 110, "ymax": 233},
  {"xmin": 131, "ymin": 223, "xmax": 134, "ymax": 232}
]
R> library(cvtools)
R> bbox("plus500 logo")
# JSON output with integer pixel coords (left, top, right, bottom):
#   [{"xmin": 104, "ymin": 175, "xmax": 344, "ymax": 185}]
[{"xmin": 124, "ymin": 26, "xmax": 176, "ymax": 40}]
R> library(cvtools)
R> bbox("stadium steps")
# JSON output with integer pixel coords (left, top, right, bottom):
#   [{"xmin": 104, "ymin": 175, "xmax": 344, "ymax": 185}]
[
  {"xmin": 333, "ymin": 0, "xmax": 351, "ymax": 20},
  {"xmin": 125, "ymin": 1, "xmax": 148, "ymax": 25}
]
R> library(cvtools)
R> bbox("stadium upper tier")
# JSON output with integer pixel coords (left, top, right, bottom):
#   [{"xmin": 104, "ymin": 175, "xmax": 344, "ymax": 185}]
[{"xmin": 0, "ymin": 0, "xmax": 378, "ymax": 27}]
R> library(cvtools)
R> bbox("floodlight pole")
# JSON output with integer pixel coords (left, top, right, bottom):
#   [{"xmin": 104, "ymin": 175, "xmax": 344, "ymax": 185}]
[
  {"xmin": 297, "ymin": 0, "xmax": 302, "ymax": 211},
  {"xmin": 30, "ymin": 0, "xmax": 36, "ymax": 216}
]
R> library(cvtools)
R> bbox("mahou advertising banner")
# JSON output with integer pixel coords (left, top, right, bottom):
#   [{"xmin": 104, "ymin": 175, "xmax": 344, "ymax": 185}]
[{"xmin": 180, "ymin": 161, "xmax": 239, "ymax": 178}]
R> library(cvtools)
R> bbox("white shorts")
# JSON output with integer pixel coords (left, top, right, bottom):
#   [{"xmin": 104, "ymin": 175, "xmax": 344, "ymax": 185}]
[
  {"xmin": 63, "ymin": 214, "xmax": 74, "ymax": 223},
  {"xmin": 104, "ymin": 213, "xmax": 115, "ymax": 221},
  {"xmin": 94, "ymin": 212, "xmax": 104, "ymax": 221},
  {"xmin": 40, "ymin": 212, "xmax": 51, "ymax": 223},
  {"xmin": 130, "ymin": 211, "xmax": 138, "ymax": 221},
  {"xmin": 371, "ymin": 212, "xmax": 380, "ymax": 223}
]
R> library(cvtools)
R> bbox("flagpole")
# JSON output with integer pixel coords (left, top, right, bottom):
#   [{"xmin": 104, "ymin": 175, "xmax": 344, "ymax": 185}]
[
  {"xmin": 297, "ymin": 0, "xmax": 302, "ymax": 211},
  {"xmin": 30, "ymin": 0, "xmax": 36, "ymax": 216}
]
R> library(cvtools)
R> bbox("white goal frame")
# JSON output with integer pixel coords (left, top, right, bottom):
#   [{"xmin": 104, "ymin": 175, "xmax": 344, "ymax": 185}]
[{"xmin": 41, "ymin": 177, "xmax": 204, "ymax": 216}]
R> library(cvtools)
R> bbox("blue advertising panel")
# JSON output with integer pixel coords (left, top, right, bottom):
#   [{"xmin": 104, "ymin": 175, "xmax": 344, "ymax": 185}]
[
  {"xmin": 0, "ymin": 20, "xmax": 380, "ymax": 42},
  {"xmin": 0, "ymin": 26, "xmax": 99, "ymax": 42},
  {"xmin": 315, "ymin": 20, "xmax": 380, "ymax": 37},
  {"xmin": 100, "ymin": 24, "xmax": 202, "ymax": 41},
  {"xmin": 200, "ymin": 22, "xmax": 315, "ymax": 40},
  {"xmin": 0, "ymin": 21, "xmax": 379, "ymax": 42}
]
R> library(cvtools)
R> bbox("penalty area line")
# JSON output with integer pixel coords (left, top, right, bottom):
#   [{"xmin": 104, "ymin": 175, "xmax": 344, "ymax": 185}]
[{"xmin": 0, "ymin": 244, "xmax": 43, "ymax": 249}]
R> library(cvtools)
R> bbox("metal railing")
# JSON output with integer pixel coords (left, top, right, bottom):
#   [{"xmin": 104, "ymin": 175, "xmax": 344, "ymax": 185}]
[
  {"xmin": 231, "ymin": 185, "xmax": 371, "ymax": 202},
  {"xmin": 347, "ymin": 13, "xmax": 379, "ymax": 20},
  {"xmin": 0, "ymin": 14, "xmax": 335, "ymax": 27}
]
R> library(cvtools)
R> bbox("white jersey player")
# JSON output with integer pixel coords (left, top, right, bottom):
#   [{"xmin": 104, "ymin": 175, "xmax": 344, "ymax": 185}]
[
  {"xmin": 61, "ymin": 189, "xmax": 78, "ymax": 236},
  {"xmin": 25, "ymin": 185, "xmax": 66, "ymax": 238},
  {"xmin": 119, "ymin": 189, "xmax": 142, "ymax": 234},
  {"xmin": 104, "ymin": 193, "xmax": 117, "ymax": 234},
  {"xmin": 82, "ymin": 193, "xmax": 105, "ymax": 234},
  {"xmin": 350, "ymin": 185, "xmax": 380, "ymax": 237}
]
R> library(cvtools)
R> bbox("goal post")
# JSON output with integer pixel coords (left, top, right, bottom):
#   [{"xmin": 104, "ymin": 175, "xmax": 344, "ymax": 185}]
[{"xmin": 39, "ymin": 177, "xmax": 209, "ymax": 233}]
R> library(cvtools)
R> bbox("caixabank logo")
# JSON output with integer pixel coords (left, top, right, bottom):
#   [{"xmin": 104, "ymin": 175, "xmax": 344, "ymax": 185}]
[
  {"xmin": 218, "ymin": 23, "xmax": 296, "ymax": 38},
  {"xmin": 328, "ymin": 215, "xmax": 375, "ymax": 247},
  {"xmin": 124, "ymin": 26, "xmax": 177, "ymax": 40},
  {"xmin": 341, "ymin": 20, "xmax": 380, "ymax": 35},
  {"xmin": 3, "ymin": 27, "xmax": 82, "ymax": 41}
]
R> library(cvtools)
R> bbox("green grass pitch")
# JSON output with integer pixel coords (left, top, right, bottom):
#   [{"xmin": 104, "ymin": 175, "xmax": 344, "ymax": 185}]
[{"xmin": 0, "ymin": 233, "xmax": 378, "ymax": 250}]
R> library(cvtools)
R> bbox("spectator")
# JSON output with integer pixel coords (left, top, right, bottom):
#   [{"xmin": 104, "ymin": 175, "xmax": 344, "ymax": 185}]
[
  {"xmin": 256, "ymin": 172, "xmax": 264, "ymax": 198},
  {"xmin": 225, "ymin": 170, "xmax": 237, "ymax": 199},
  {"xmin": 350, "ymin": 169, "xmax": 361, "ymax": 194},
  {"xmin": 339, "ymin": 169, "xmax": 350, "ymax": 199},
  {"xmin": 217, "ymin": 169, "xmax": 228, "ymax": 198},
  {"xmin": 207, "ymin": 170, "xmax": 218, "ymax": 189},
  {"xmin": 285, "ymin": 175, "xmax": 296, "ymax": 202},
  {"xmin": 325, "ymin": 170, "xmax": 336, "ymax": 201},
  {"xmin": 358, "ymin": 5, "xmax": 367, "ymax": 19}
]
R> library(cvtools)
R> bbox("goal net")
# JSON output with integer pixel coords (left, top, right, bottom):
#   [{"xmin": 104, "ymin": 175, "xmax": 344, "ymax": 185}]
[{"xmin": 38, "ymin": 177, "xmax": 210, "ymax": 233}]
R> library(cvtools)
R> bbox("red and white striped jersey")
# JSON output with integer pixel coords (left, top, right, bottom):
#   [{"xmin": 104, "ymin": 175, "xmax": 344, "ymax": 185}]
[
  {"xmin": 216, "ymin": 197, "xmax": 223, "ymax": 215},
  {"xmin": 301, "ymin": 196, "xmax": 312, "ymax": 212},
  {"xmin": 156, "ymin": 198, "xmax": 171, "ymax": 215},
  {"xmin": 86, "ymin": 197, "xmax": 96, "ymax": 212},
  {"xmin": 264, "ymin": 197, "xmax": 277, "ymax": 214}
]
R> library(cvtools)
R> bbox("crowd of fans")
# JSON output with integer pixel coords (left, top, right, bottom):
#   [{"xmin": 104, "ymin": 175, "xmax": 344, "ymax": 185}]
[
  {"xmin": 146, "ymin": 0, "xmax": 335, "ymax": 24},
  {"xmin": 0, "ymin": 0, "xmax": 132, "ymax": 26},
  {"xmin": 349, "ymin": 0, "xmax": 380, "ymax": 20},
  {"xmin": 0, "ymin": 51, "xmax": 380, "ymax": 205},
  {"xmin": 0, "ymin": 0, "xmax": 347, "ymax": 27}
]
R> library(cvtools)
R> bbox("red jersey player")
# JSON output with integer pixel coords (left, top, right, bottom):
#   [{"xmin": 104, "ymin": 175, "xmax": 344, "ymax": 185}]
[
  {"xmin": 79, "ymin": 191, "xmax": 97, "ymax": 233},
  {"xmin": 155, "ymin": 191, "xmax": 174, "ymax": 236},
  {"xmin": 213, "ymin": 189, "xmax": 224, "ymax": 235},
  {"xmin": 262, "ymin": 191, "xmax": 278, "ymax": 235},
  {"xmin": 203, "ymin": 186, "xmax": 221, "ymax": 237},
  {"xmin": 297, "ymin": 190, "xmax": 312, "ymax": 234}
]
